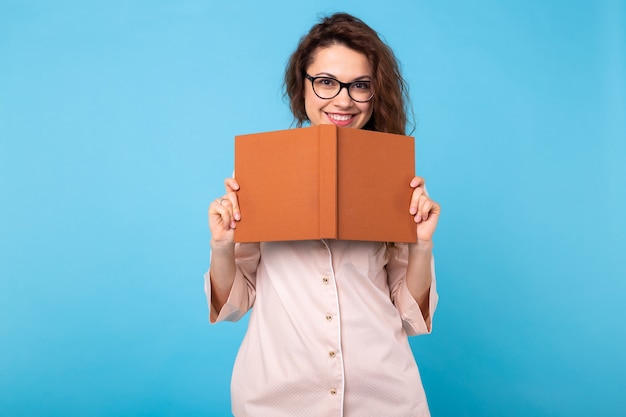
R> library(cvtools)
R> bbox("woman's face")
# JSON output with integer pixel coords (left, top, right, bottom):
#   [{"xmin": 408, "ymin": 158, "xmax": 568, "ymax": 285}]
[{"xmin": 304, "ymin": 44, "xmax": 374, "ymax": 129}]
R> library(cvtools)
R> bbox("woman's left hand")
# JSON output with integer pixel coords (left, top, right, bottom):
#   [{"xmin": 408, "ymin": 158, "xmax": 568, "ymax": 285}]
[{"xmin": 409, "ymin": 176, "xmax": 440, "ymax": 242}]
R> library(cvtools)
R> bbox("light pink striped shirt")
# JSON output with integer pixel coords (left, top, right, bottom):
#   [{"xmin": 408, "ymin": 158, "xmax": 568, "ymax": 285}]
[{"xmin": 205, "ymin": 239, "xmax": 437, "ymax": 417}]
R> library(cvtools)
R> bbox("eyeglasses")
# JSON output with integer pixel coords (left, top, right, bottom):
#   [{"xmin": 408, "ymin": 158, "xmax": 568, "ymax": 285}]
[{"xmin": 305, "ymin": 74, "xmax": 374, "ymax": 103}]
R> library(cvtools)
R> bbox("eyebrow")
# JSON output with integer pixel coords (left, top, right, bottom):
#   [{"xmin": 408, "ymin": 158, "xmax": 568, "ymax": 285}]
[{"xmin": 313, "ymin": 72, "xmax": 372, "ymax": 81}]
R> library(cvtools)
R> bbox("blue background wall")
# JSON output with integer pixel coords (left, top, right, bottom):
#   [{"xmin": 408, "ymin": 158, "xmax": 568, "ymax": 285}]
[{"xmin": 1, "ymin": 1, "xmax": 624, "ymax": 416}]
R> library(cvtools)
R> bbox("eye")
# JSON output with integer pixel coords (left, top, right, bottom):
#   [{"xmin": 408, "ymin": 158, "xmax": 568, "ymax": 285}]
[
  {"xmin": 352, "ymin": 81, "xmax": 371, "ymax": 90},
  {"xmin": 315, "ymin": 77, "xmax": 338, "ymax": 87}
]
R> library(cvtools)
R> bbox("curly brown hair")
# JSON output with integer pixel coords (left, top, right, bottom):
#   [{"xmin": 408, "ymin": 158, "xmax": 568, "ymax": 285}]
[{"xmin": 284, "ymin": 13, "xmax": 412, "ymax": 135}]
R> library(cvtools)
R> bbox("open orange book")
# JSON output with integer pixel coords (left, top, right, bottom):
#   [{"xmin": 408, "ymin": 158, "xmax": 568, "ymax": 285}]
[{"xmin": 234, "ymin": 125, "xmax": 416, "ymax": 243}]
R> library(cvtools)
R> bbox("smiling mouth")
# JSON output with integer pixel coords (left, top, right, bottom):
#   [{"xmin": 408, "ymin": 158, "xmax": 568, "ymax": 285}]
[{"xmin": 327, "ymin": 113, "xmax": 353, "ymax": 121}]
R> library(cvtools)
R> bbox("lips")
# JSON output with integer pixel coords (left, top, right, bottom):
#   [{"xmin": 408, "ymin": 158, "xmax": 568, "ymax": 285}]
[{"xmin": 326, "ymin": 112, "xmax": 355, "ymax": 127}]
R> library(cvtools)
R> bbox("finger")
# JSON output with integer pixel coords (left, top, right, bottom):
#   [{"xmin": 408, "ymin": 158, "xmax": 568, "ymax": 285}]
[
  {"xmin": 416, "ymin": 197, "xmax": 432, "ymax": 222},
  {"xmin": 410, "ymin": 176, "xmax": 425, "ymax": 189},
  {"xmin": 219, "ymin": 197, "xmax": 240, "ymax": 229},
  {"xmin": 209, "ymin": 199, "xmax": 234, "ymax": 228},
  {"xmin": 412, "ymin": 193, "xmax": 431, "ymax": 222},
  {"xmin": 409, "ymin": 185, "xmax": 426, "ymax": 215},
  {"xmin": 221, "ymin": 191, "xmax": 241, "ymax": 221},
  {"xmin": 224, "ymin": 177, "xmax": 240, "ymax": 193},
  {"xmin": 209, "ymin": 199, "xmax": 229, "ymax": 222},
  {"xmin": 218, "ymin": 197, "xmax": 231, "ymax": 208},
  {"xmin": 415, "ymin": 197, "xmax": 440, "ymax": 223},
  {"xmin": 223, "ymin": 178, "xmax": 241, "ymax": 221}
]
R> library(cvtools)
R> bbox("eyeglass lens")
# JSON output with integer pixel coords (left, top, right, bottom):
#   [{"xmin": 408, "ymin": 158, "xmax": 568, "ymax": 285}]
[{"xmin": 312, "ymin": 77, "xmax": 373, "ymax": 102}]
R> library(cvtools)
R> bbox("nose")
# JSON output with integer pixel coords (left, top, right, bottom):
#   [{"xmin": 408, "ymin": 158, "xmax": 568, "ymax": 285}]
[{"xmin": 333, "ymin": 85, "xmax": 353, "ymax": 107}]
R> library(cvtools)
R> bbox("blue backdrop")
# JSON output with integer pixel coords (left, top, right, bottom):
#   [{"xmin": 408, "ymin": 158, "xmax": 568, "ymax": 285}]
[{"xmin": 1, "ymin": 1, "xmax": 624, "ymax": 416}]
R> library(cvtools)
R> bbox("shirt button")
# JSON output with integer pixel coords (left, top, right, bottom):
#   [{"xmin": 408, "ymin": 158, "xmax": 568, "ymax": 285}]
[
  {"xmin": 325, "ymin": 313, "xmax": 333, "ymax": 321},
  {"xmin": 322, "ymin": 276, "xmax": 329, "ymax": 284},
  {"xmin": 330, "ymin": 389, "xmax": 337, "ymax": 395},
  {"xmin": 328, "ymin": 351, "xmax": 336, "ymax": 358}
]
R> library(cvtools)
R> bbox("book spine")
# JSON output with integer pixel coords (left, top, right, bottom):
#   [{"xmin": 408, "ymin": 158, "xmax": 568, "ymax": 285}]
[{"xmin": 318, "ymin": 124, "xmax": 338, "ymax": 238}]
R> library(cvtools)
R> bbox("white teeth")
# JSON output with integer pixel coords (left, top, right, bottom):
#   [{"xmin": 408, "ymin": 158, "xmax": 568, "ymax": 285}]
[{"xmin": 329, "ymin": 114, "xmax": 352, "ymax": 121}]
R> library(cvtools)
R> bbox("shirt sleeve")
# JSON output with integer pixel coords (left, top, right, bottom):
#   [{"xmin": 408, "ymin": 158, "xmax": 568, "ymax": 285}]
[
  {"xmin": 386, "ymin": 243, "xmax": 438, "ymax": 336},
  {"xmin": 204, "ymin": 242, "xmax": 261, "ymax": 324}
]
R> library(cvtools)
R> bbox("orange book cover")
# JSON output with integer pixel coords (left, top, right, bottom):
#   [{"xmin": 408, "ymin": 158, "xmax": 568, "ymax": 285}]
[{"xmin": 234, "ymin": 125, "xmax": 416, "ymax": 243}]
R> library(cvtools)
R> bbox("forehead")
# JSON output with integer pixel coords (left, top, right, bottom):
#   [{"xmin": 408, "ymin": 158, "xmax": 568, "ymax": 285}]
[{"xmin": 307, "ymin": 44, "xmax": 372, "ymax": 78}]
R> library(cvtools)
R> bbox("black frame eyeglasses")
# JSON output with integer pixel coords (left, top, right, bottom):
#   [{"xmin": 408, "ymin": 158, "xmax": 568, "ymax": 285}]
[{"xmin": 305, "ymin": 74, "xmax": 374, "ymax": 103}]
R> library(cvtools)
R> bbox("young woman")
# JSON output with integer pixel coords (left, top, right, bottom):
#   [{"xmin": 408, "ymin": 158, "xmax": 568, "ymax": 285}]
[{"xmin": 206, "ymin": 13, "xmax": 440, "ymax": 417}]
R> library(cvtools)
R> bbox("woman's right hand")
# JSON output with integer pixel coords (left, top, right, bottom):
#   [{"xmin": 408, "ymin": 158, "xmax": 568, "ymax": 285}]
[{"xmin": 208, "ymin": 178, "xmax": 241, "ymax": 243}]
